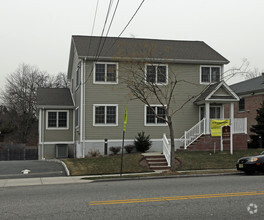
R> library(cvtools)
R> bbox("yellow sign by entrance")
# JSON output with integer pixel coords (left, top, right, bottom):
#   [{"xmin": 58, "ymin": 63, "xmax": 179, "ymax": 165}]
[{"xmin": 210, "ymin": 119, "xmax": 230, "ymax": 136}]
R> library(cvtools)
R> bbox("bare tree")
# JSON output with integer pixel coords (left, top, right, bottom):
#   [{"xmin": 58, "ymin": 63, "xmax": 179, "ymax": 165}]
[
  {"xmin": 0, "ymin": 63, "xmax": 68, "ymax": 143},
  {"xmin": 122, "ymin": 55, "xmax": 250, "ymax": 171}
]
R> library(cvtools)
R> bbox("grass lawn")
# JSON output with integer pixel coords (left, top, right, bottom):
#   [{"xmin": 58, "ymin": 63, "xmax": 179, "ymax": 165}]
[
  {"xmin": 175, "ymin": 149, "xmax": 264, "ymax": 170},
  {"xmin": 61, "ymin": 153, "xmax": 152, "ymax": 176},
  {"xmin": 62, "ymin": 149, "xmax": 264, "ymax": 176}
]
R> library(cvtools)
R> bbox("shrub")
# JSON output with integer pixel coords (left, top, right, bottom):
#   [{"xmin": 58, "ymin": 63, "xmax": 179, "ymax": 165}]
[
  {"xmin": 88, "ymin": 149, "xmax": 101, "ymax": 157},
  {"xmin": 134, "ymin": 131, "xmax": 152, "ymax": 153},
  {"xmin": 109, "ymin": 146, "xmax": 121, "ymax": 155},
  {"xmin": 124, "ymin": 144, "xmax": 135, "ymax": 154}
]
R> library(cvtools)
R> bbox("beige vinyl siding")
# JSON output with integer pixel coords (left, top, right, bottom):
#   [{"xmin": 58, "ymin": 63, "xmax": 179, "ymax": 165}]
[
  {"xmin": 84, "ymin": 61, "xmax": 206, "ymax": 139},
  {"xmin": 43, "ymin": 110, "xmax": 74, "ymax": 142}
]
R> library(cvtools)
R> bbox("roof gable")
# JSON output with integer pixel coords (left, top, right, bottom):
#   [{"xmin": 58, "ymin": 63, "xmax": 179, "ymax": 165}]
[{"xmin": 194, "ymin": 81, "xmax": 239, "ymax": 104}]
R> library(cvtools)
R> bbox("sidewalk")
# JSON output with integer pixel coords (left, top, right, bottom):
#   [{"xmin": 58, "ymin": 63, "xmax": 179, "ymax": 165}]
[{"xmin": 0, "ymin": 169, "xmax": 238, "ymax": 188}]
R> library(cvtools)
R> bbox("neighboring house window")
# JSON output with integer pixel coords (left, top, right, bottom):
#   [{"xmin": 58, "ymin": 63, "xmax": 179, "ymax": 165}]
[
  {"xmin": 47, "ymin": 111, "xmax": 69, "ymax": 129},
  {"xmin": 200, "ymin": 66, "xmax": 221, "ymax": 84},
  {"xmin": 145, "ymin": 105, "xmax": 166, "ymax": 125},
  {"xmin": 93, "ymin": 105, "xmax": 118, "ymax": 126},
  {"xmin": 76, "ymin": 63, "xmax": 81, "ymax": 88},
  {"xmin": 94, "ymin": 63, "xmax": 118, "ymax": 83},
  {"xmin": 75, "ymin": 107, "xmax": 79, "ymax": 127},
  {"xmin": 239, "ymin": 98, "xmax": 245, "ymax": 112},
  {"xmin": 146, "ymin": 64, "xmax": 168, "ymax": 84}
]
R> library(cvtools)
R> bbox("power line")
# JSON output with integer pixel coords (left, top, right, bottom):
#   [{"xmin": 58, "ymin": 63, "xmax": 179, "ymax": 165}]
[
  {"xmin": 85, "ymin": 0, "xmax": 146, "ymax": 83},
  {"xmin": 87, "ymin": 0, "xmax": 100, "ymax": 55}
]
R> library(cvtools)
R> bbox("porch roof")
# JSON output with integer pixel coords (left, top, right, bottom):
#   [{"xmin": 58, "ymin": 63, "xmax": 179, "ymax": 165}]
[{"xmin": 194, "ymin": 81, "xmax": 239, "ymax": 105}]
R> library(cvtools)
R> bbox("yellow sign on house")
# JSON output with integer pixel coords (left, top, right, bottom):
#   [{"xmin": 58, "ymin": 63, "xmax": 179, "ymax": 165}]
[{"xmin": 210, "ymin": 119, "xmax": 230, "ymax": 136}]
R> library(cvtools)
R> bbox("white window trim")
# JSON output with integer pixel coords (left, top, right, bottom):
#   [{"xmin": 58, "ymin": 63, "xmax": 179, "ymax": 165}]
[
  {"xmin": 145, "ymin": 64, "xmax": 168, "ymax": 85},
  {"xmin": 46, "ymin": 110, "xmax": 69, "ymax": 130},
  {"xmin": 93, "ymin": 62, "xmax": 118, "ymax": 84},
  {"xmin": 144, "ymin": 105, "xmax": 167, "ymax": 126},
  {"xmin": 200, "ymin": 65, "xmax": 222, "ymax": 85},
  {"xmin": 75, "ymin": 107, "xmax": 79, "ymax": 128},
  {"xmin": 93, "ymin": 104, "xmax": 118, "ymax": 126}
]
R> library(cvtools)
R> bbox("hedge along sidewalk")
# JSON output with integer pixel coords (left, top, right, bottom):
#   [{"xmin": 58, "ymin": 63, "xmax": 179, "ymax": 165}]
[{"xmin": 61, "ymin": 153, "xmax": 152, "ymax": 176}]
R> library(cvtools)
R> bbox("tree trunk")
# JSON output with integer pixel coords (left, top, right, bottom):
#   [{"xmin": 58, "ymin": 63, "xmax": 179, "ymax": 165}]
[{"xmin": 168, "ymin": 117, "xmax": 176, "ymax": 171}]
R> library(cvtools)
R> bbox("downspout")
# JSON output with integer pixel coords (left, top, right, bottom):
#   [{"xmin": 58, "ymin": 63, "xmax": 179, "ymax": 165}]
[
  {"xmin": 42, "ymin": 107, "xmax": 45, "ymax": 160},
  {"xmin": 80, "ymin": 60, "xmax": 84, "ymax": 158},
  {"xmin": 83, "ymin": 59, "xmax": 86, "ymax": 156}
]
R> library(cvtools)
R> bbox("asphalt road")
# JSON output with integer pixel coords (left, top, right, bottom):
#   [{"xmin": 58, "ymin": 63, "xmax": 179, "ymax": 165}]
[
  {"xmin": 0, "ymin": 174, "xmax": 264, "ymax": 219},
  {"xmin": 0, "ymin": 160, "xmax": 66, "ymax": 179}
]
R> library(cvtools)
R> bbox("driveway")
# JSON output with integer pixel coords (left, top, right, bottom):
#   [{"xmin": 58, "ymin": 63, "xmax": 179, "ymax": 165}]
[{"xmin": 0, "ymin": 160, "xmax": 66, "ymax": 179}]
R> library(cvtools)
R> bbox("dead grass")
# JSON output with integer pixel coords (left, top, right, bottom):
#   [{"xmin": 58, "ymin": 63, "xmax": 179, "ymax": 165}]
[{"xmin": 61, "ymin": 153, "xmax": 152, "ymax": 176}]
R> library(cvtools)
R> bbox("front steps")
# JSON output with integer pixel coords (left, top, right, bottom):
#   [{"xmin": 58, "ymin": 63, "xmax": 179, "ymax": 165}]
[{"xmin": 142, "ymin": 153, "xmax": 170, "ymax": 171}]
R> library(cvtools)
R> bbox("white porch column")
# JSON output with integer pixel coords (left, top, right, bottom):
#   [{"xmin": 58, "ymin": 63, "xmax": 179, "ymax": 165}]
[
  {"xmin": 205, "ymin": 102, "xmax": 210, "ymax": 134},
  {"xmin": 229, "ymin": 102, "xmax": 234, "ymax": 131}
]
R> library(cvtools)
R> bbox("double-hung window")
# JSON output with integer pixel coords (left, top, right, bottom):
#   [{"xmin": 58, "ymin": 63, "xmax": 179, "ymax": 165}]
[
  {"xmin": 93, "ymin": 105, "xmax": 118, "ymax": 126},
  {"xmin": 94, "ymin": 63, "xmax": 118, "ymax": 84},
  {"xmin": 145, "ymin": 105, "xmax": 166, "ymax": 126},
  {"xmin": 146, "ymin": 64, "xmax": 168, "ymax": 84},
  {"xmin": 200, "ymin": 66, "xmax": 221, "ymax": 84},
  {"xmin": 47, "ymin": 111, "xmax": 69, "ymax": 129}
]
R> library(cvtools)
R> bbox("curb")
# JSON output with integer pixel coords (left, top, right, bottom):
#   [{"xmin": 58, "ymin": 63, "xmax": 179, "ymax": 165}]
[
  {"xmin": 45, "ymin": 159, "xmax": 70, "ymax": 176},
  {"xmin": 87, "ymin": 171, "xmax": 241, "ymax": 183}
]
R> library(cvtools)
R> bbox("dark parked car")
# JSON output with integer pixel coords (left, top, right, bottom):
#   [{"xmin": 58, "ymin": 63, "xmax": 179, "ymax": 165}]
[{"xmin": 237, "ymin": 151, "xmax": 264, "ymax": 174}]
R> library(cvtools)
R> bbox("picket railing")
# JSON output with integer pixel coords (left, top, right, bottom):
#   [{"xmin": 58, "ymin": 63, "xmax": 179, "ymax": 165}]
[{"xmin": 162, "ymin": 133, "xmax": 171, "ymax": 167}]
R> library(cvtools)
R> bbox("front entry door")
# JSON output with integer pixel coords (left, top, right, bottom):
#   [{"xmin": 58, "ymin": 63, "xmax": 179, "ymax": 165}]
[{"xmin": 200, "ymin": 106, "xmax": 221, "ymax": 120}]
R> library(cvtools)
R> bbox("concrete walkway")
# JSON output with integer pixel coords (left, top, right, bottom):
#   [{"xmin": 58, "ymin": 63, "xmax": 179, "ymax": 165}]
[{"xmin": 0, "ymin": 176, "xmax": 93, "ymax": 188}]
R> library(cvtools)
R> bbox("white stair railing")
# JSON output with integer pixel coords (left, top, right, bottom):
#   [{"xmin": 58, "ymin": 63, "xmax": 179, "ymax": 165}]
[
  {"xmin": 183, "ymin": 118, "xmax": 206, "ymax": 149},
  {"xmin": 162, "ymin": 133, "xmax": 171, "ymax": 167}
]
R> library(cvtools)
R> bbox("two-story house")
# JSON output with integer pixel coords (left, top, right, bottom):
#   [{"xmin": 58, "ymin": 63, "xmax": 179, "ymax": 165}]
[{"xmin": 37, "ymin": 36, "xmax": 247, "ymax": 159}]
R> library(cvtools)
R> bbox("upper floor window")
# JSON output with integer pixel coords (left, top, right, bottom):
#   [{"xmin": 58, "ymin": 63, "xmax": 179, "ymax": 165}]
[
  {"xmin": 146, "ymin": 64, "xmax": 168, "ymax": 84},
  {"xmin": 93, "ymin": 104, "xmax": 118, "ymax": 126},
  {"xmin": 46, "ymin": 110, "xmax": 69, "ymax": 129},
  {"xmin": 238, "ymin": 98, "xmax": 245, "ymax": 112},
  {"xmin": 76, "ymin": 63, "xmax": 81, "ymax": 88},
  {"xmin": 200, "ymin": 66, "xmax": 221, "ymax": 84},
  {"xmin": 145, "ymin": 105, "xmax": 166, "ymax": 126},
  {"xmin": 94, "ymin": 63, "xmax": 118, "ymax": 84}
]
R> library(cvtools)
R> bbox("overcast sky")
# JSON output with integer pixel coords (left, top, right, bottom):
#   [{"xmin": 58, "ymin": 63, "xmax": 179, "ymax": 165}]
[{"xmin": 0, "ymin": 0, "xmax": 263, "ymax": 88}]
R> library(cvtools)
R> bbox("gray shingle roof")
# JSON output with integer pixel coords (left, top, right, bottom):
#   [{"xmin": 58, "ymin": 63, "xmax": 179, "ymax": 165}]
[
  {"xmin": 72, "ymin": 35, "xmax": 229, "ymax": 63},
  {"xmin": 230, "ymin": 76, "xmax": 264, "ymax": 95},
  {"xmin": 194, "ymin": 82, "xmax": 221, "ymax": 103},
  {"xmin": 37, "ymin": 88, "xmax": 74, "ymax": 107}
]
